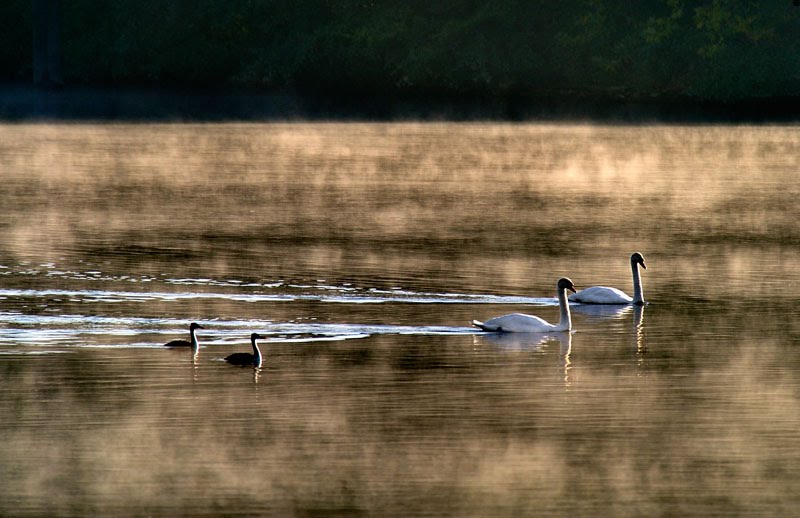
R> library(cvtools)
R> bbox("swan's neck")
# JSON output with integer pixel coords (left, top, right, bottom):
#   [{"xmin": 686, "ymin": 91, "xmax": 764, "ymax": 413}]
[
  {"xmin": 190, "ymin": 328, "xmax": 200, "ymax": 349},
  {"xmin": 631, "ymin": 261, "xmax": 644, "ymax": 304},
  {"xmin": 251, "ymin": 339, "xmax": 262, "ymax": 363},
  {"xmin": 556, "ymin": 288, "xmax": 572, "ymax": 331}
]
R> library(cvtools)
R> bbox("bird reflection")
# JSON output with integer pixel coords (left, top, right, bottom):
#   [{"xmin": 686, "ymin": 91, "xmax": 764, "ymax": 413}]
[
  {"xmin": 192, "ymin": 347, "xmax": 200, "ymax": 381},
  {"xmin": 571, "ymin": 302, "xmax": 647, "ymax": 365},
  {"xmin": 474, "ymin": 330, "xmax": 563, "ymax": 350},
  {"xmin": 633, "ymin": 303, "xmax": 645, "ymax": 355},
  {"xmin": 473, "ymin": 331, "xmax": 573, "ymax": 386},
  {"xmin": 569, "ymin": 303, "xmax": 633, "ymax": 320},
  {"xmin": 162, "ymin": 326, "xmax": 203, "ymax": 381}
]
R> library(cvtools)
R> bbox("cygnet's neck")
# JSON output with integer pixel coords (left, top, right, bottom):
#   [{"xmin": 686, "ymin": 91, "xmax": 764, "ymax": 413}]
[
  {"xmin": 556, "ymin": 287, "xmax": 572, "ymax": 331},
  {"xmin": 251, "ymin": 338, "xmax": 262, "ymax": 364},
  {"xmin": 631, "ymin": 260, "xmax": 644, "ymax": 305},
  {"xmin": 190, "ymin": 328, "xmax": 200, "ymax": 349}
]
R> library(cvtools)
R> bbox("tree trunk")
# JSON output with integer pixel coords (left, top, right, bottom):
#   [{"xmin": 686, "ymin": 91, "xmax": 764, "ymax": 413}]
[{"xmin": 32, "ymin": 0, "xmax": 63, "ymax": 86}]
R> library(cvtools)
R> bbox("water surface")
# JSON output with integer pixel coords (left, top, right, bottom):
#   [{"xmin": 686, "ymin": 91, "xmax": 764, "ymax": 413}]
[{"xmin": 2, "ymin": 122, "xmax": 800, "ymax": 516}]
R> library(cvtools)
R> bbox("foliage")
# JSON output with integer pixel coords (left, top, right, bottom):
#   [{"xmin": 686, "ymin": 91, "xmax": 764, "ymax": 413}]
[{"xmin": 3, "ymin": 0, "xmax": 800, "ymax": 102}]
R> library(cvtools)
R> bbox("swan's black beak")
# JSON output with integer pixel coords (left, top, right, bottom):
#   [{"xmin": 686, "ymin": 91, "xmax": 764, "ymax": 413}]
[
  {"xmin": 569, "ymin": 285, "xmax": 577, "ymax": 293},
  {"xmin": 641, "ymin": 261, "xmax": 647, "ymax": 270}
]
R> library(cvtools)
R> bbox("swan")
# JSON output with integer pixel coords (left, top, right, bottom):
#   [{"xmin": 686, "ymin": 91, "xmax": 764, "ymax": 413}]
[
  {"xmin": 569, "ymin": 252, "xmax": 646, "ymax": 305},
  {"xmin": 472, "ymin": 278, "xmax": 576, "ymax": 333},
  {"xmin": 225, "ymin": 333, "xmax": 265, "ymax": 367},
  {"xmin": 163, "ymin": 322, "xmax": 203, "ymax": 348}
]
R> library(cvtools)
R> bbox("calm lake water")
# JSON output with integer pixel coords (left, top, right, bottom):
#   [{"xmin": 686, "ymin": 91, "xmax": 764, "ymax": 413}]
[{"xmin": 2, "ymin": 122, "xmax": 800, "ymax": 516}]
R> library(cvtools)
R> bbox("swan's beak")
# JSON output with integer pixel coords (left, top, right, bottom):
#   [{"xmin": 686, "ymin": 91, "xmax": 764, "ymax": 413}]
[
  {"xmin": 641, "ymin": 262, "xmax": 647, "ymax": 269},
  {"xmin": 569, "ymin": 285, "xmax": 577, "ymax": 293}
]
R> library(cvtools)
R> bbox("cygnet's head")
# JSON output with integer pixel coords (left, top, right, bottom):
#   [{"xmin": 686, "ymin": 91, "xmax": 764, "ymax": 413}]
[
  {"xmin": 557, "ymin": 277, "xmax": 577, "ymax": 294},
  {"xmin": 189, "ymin": 322, "xmax": 204, "ymax": 331},
  {"xmin": 250, "ymin": 333, "xmax": 266, "ymax": 341},
  {"xmin": 631, "ymin": 252, "xmax": 646, "ymax": 269}
]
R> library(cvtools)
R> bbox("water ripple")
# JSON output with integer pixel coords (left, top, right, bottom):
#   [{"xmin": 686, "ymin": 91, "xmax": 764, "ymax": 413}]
[
  {"xmin": 0, "ymin": 287, "xmax": 554, "ymax": 305},
  {"xmin": 0, "ymin": 311, "xmax": 479, "ymax": 349}
]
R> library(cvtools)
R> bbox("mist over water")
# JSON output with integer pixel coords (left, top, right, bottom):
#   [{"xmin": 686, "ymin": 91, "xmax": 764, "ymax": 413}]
[{"xmin": 2, "ymin": 122, "xmax": 800, "ymax": 516}]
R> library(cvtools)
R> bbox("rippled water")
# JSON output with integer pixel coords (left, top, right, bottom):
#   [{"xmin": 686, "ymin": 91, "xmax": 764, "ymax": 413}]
[{"xmin": 2, "ymin": 122, "xmax": 800, "ymax": 516}]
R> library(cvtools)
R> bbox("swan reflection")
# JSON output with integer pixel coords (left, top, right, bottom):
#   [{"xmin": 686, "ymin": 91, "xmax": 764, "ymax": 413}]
[
  {"xmin": 572, "ymin": 302, "xmax": 645, "ymax": 356},
  {"xmin": 633, "ymin": 303, "xmax": 645, "ymax": 355},
  {"xmin": 473, "ymin": 330, "xmax": 566, "ymax": 350},
  {"xmin": 570, "ymin": 303, "xmax": 633, "ymax": 320},
  {"xmin": 474, "ymin": 331, "xmax": 573, "ymax": 386}
]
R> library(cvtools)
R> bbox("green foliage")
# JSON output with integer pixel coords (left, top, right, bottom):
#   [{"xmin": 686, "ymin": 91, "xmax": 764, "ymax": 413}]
[
  {"xmin": 0, "ymin": 0, "xmax": 32, "ymax": 81},
  {"xmin": 3, "ymin": 0, "xmax": 800, "ymax": 102}
]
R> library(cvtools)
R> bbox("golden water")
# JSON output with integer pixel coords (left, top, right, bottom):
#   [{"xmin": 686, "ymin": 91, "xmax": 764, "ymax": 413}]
[{"xmin": 1, "ymin": 122, "xmax": 800, "ymax": 516}]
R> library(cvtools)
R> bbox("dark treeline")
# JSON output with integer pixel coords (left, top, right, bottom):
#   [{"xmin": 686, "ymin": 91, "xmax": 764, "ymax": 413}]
[{"xmin": 2, "ymin": 1, "xmax": 800, "ymax": 108}]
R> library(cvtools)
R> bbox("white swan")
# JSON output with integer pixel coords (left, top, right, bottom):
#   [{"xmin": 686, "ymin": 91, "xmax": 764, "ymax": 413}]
[
  {"xmin": 569, "ymin": 252, "xmax": 646, "ymax": 305},
  {"xmin": 472, "ymin": 278, "xmax": 576, "ymax": 333}
]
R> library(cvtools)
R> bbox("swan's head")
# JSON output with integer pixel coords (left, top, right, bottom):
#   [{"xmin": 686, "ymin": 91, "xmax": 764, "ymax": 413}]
[
  {"xmin": 250, "ymin": 333, "xmax": 266, "ymax": 341},
  {"xmin": 631, "ymin": 252, "xmax": 646, "ymax": 270},
  {"xmin": 189, "ymin": 322, "xmax": 204, "ymax": 331},
  {"xmin": 557, "ymin": 277, "xmax": 577, "ymax": 294}
]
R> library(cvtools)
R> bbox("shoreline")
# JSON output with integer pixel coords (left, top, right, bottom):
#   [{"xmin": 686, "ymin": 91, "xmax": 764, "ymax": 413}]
[{"xmin": 3, "ymin": 85, "xmax": 800, "ymax": 123}]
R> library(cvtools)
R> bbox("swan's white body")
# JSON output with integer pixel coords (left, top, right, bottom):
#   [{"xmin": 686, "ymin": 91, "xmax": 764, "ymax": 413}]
[
  {"xmin": 570, "ymin": 252, "xmax": 646, "ymax": 305},
  {"xmin": 473, "ymin": 278, "xmax": 575, "ymax": 333},
  {"xmin": 570, "ymin": 286, "xmax": 633, "ymax": 304}
]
